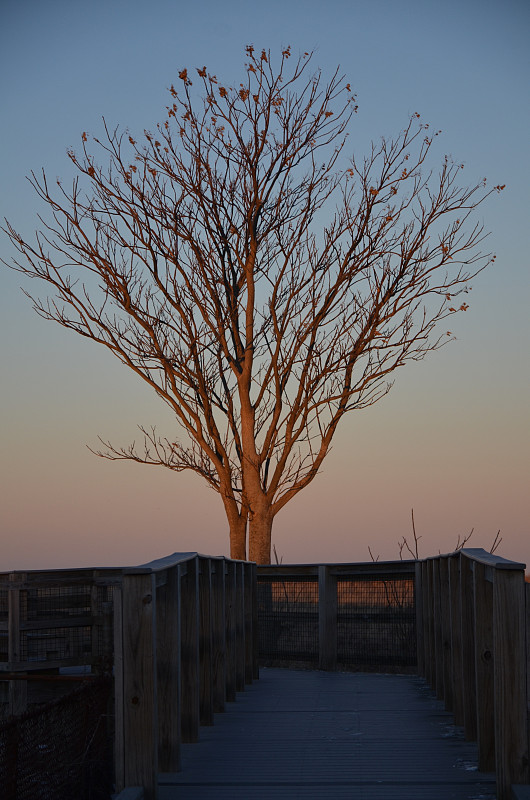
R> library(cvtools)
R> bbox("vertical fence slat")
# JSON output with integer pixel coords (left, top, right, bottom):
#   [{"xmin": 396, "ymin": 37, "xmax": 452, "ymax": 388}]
[
  {"xmin": 415, "ymin": 561, "xmax": 424, "ymax": 676},
  {"xmin": 425, "ymin": 560, "xmax": 435, "ymax": 687},
  {"xmin": 493, "ymin": 568, "xmax": 529, "ymax": 799},
  {"xmin": 8, "ymin": 573, "xmax": 27, "ymax": 715},
  {"xmin": 235, "ymin": 563, "xmax": 246, "ymax": 692},
  {"xmin": 473, "ymin": 562, "xmax": 495, "ymax": 772},
  {"xmin": 251, "ymin": 563, "xmax": 259, "ymax": 679},
  {"xmin": 449, "ymin": 554, "xmax": 464, "ymax": 727},
  {"xmin": 225, "ymin": 561, "xmax": 237, "ymax": 702},
  {"xmin": 439, "ymin": 557, "xmax": 453, "ymax": 711},
  {"xmin": 211, "ymin": 560, "xmax": 226, "ymax": 713},
  {"xmin": 180, "ymin": 557, "xmax": 199, "ymax": 744},
  {"xmin": 113, "ymin": 583, "xmax": 125, "ymax": 793},
  {"xmin": 244, "ymin": 563, "xmax": 254, "ymax": 684},
  {"xmin": 121, "ymin": 572, "xmax": 158, "ymax": 800},
  {"xmin": 318, "ymin": 566, "xmax": 337, "ymax": 671},
  {"xmin": 157, "ymin": 565, "xmax": 181, "ymax": 772},
  {"xmin": 432, "ymin": 559, "xmax": 444, "ymax": 700},
  {"xmin": 199, "ymin": 558, "xmax": 214, "ymax": 725},
  {"xmin": 460, "ymin": 554, "xmax": 477, "ymax": 741}
]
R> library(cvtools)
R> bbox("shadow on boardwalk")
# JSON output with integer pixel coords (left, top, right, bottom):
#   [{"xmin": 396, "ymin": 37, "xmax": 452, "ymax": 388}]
[{"xmin": 159, "ymin": 668, "xmax": 497, "ymax": 799}]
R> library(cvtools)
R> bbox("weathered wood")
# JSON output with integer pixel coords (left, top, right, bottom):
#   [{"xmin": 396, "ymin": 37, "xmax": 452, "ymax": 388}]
[
  {"xmin": 449, "ymin": 554, "xmax": 464, "ymax": 727},
  {"xmin": 243, "ymin": 563, "xmax": 254, "ymax": 684},
  {"xmin": 121, "ymin": 572, "xmax": 158, "ymax": 800},
  {"xmin": 460, "ymin": 548, "xmax": 525, "ymax": 570},
  {"xmin": 432, "ymin": 559, "xmax": 443, "ymax": 700},
  {"xmin": 180, "ymin": 557, "xmax": 199, "ymax": 744},
  {"xmin": 157, "ymin": 565, "xmax": 180, "ymax": 772},
  {"xmin": 8, "ymin": 573, "xmax": 27, "ymax": 714},
  {"xmin": 234, "ymin": 562, "xmax": 246, "ymax": 692},
  {"xmin": 415, "ymin": 561, "xmax": 424, "ymax": 676},
  {"xmin": 493, "ymin": 568, "xmax": 529, "ymax": 799},
  {"xmin": 210, "ymin": 560, "xmax": 226, "ymax": 713},
  {"xmin": 251, "ymin": 563, "xmax": 259, "ymax": 680},
  {"xmin": 473, "ymin": 561, "xmax": 495, "ymax": 772},
  {"xmin": 318, "ymin": 565, "xmax": 337, "ymax": 670},
  {"xmin": 198, "ymin": 558, "xmax": 214, "ymax": 725},
  {"xmin": 424, "ymin": 559, "xmax": 435, "ymax": 687},
  {"xmin": 166, "ymin": 669, "xmax": 497, "ymax": 798},
  {"xmin": 113, "ymin": 584, "xmax": 125, "ymax": 792},
  {"xmin": 460, "ymin": 553, "xmax": 477, "ymax": 741},
  {"xmin": 224, "ymin": 561, "xmax": 237, "ymax": 702},
  {"xmin": 439, "ymin": 557, "xmax": 453, "ymax": 711}
]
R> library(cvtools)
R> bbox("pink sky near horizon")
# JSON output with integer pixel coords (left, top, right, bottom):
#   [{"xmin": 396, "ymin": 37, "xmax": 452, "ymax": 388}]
[{"xmin": 1, "ymin": 0, "xmax": 528, "ymax": 571}]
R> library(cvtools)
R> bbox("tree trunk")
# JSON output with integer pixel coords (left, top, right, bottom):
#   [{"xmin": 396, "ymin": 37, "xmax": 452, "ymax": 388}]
[
  {"xmin": 248, "ymin": 511, "xmax": 274, "ymax": 565},
  {"xmin": 228, "ymin": 515, "xmax": 247, "ymax": 561}
]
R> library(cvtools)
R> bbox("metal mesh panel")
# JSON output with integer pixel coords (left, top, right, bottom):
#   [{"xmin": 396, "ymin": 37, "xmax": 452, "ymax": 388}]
[
  {"xmin": 21, "ymin": 627, "xmax": 92, "ymax": 663},
  {"xmin": 26, "ymin": 586, "xmax": 92, "ymax": 620},
  {"xmin": 337, "ymin": 575, "xmax": 416, "ymax": 670},
  {"xmin": 257, "ymin": 568, "xmax": 417, "ymax": 672},
  {"xmin": 258, "ymin": 576, "xmax": 318, "ymax": 664},
  {"xmin": 0, "ymin": 677, "xmax": 113, "ymax": 800},
  {"xmin": 0, "ymin": 590, "xmax": 7, "ymax": 621}
]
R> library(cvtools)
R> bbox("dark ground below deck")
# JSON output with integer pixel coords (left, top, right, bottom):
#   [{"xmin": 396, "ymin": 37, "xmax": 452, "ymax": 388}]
[{"xmin": 159, "ymin": 668, "xmax": 497, "ymax": 799}]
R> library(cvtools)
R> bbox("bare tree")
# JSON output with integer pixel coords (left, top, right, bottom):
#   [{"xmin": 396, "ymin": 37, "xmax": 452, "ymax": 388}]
[{"xmin": 3, "ymin": 47, "xmax": 503, "ymax": 563}]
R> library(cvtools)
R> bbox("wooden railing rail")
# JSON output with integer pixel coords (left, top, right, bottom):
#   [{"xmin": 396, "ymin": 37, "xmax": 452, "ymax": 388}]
[
  {"xmin": 113, "ymin": 552, "xmax": 258, "ymax": 800},
  {"xmin": 416, "ymin": 548, "xmax": 529, "ymax": 800}
]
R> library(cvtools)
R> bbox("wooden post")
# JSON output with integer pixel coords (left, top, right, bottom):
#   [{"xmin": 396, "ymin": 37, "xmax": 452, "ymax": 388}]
[
  {"xmin": 432, "ymin": 558, "xmax": 444, "ymax": 700},
  {"xmin": 243, "ymin": 563, "xmax": 254, "ymax": 684},
  {"xmin": 424, "ymin": 560, "xmax": 435, "ymax": 687},
  {"xmin": 180, "ymin": 557, "xmax": 199, "ymax": 743},
  {"xmin": 493, "ymin": 568, "xmax": 529, "ymax": 799},
  {"xmin": 224, "ymin": 561, "xmax": 237, "ymax": 702},
  {"xmin": 211, "ymin": 560, "xmax": 226, "ymax": 713},
  {"xmin": 473, "ymin": 562, "xmax": 495, "ymax": 772},
  {"xmin": 8, "ymin": 573, "xmax": 27, "ymax": 715},
  {"xmin": 234, "ymin": 562, "xmax": 246, "ymax": 692},
  {"xmin": 449, "ymin": 554, "xmax": 464, "ymax": 727},
  {"xmin": 121, "ymin": 572, "xmax": 158, "ymax": 800},
  {"xmin": 439, "ymin": 557, "xmax": 453, "ymax": 712},
  {"xmin": 114, "ymin": 583, "xmax": 125, "ymax": 793},
  {"xmin": 460, "ymin": 553, "xmax": 477, "ymax": 741},
  {"xmin": 251, "ymin": 563, "xmax": 259, "ymax": 680},
  {"xmin": 157, "ymin": 565, "xmax": 181, "ymax": 773},
  {"xmin": 318, "ymin": 566, "xmax": 337, "ymax": 671},
  {"xmin": 199, "ymin": 558, "xmax": 214, "ymax": 725},
  {"xmin": 415, "ymin": 561, "xmax": 424, "ymax": 676}
]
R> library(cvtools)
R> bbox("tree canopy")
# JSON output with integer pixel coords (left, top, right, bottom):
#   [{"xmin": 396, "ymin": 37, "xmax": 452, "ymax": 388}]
[{"xmin": 3, "ymin": 46, "xmax": 502, "ymax": 562}]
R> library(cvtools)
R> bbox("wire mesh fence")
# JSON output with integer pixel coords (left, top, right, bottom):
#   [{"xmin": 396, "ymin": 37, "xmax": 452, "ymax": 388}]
[
  {"xmin": 336, "ymin": 574, "xmax": 416, "ymax": 670},
  {"xmin": 0, "ymin": 677, "xmax": 113, "ymax": 800},
  {"xmin": 258, "ymin": 576, "xmax": 319, "ymax": 665},
  {"xmin": 257, "ymin": 566, "xmax": 416, "ymax": 672}
]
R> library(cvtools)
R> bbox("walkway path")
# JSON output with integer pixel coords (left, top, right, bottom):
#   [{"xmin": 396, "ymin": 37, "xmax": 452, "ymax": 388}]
[{"xmin": 159, "ymin": 668, "xmax": 497, "ymax": 799}]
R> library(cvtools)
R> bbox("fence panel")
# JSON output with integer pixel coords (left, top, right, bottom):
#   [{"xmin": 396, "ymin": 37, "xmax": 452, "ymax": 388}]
[{"xmin": 257, "ymin": 562, "xmax": 416, "ymax": 673}]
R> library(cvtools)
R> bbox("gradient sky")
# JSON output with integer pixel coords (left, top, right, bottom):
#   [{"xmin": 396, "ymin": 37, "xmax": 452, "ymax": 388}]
[{"xmin": 1, "ymin": 0, "xmax": 528, "ymax": 571}]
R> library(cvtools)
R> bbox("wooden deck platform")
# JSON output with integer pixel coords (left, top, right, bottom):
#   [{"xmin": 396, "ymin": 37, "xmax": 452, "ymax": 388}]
[{"xmin": 159, "ymin": 668, "xmax": 497, "ymax": 799}]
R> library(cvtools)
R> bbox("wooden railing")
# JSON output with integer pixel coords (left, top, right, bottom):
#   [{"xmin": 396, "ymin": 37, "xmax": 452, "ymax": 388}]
[
  {"xmin": 113, "ymin": 553, "xmax": 258, "ymax": 800},
  {"xmin": 1, "ymin": 553, "xmax": 258, "ymax": 800},
  {"xmin": 2, "ymin": 549, "xmax": 528, "ymax": 799},
  {"xmin": 416, "ymin": 548, "xmax": 529, "ymax": 800}
]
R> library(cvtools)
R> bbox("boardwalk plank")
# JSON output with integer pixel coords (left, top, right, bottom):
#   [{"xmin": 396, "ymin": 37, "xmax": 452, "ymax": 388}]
[{"xmin": 159, "ymin": 668, "xmax": 496, "ymax": 800}]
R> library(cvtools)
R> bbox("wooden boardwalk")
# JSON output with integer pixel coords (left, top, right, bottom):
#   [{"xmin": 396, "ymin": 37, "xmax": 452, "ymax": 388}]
[{"xmin": 159, "ymin": 668, "xmax": 497, "ymax": 799}]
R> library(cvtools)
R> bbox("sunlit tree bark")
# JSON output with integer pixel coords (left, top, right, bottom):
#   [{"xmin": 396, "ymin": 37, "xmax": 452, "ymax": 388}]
[{"xmin": 3, "ymin": 47, "xmax": 502, "ymax": 563}]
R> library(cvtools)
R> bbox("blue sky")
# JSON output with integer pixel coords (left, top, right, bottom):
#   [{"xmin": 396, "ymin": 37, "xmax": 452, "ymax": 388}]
[{"xmin": 1, "ymin": 0, "xmax": 529, "ymax": 569}]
